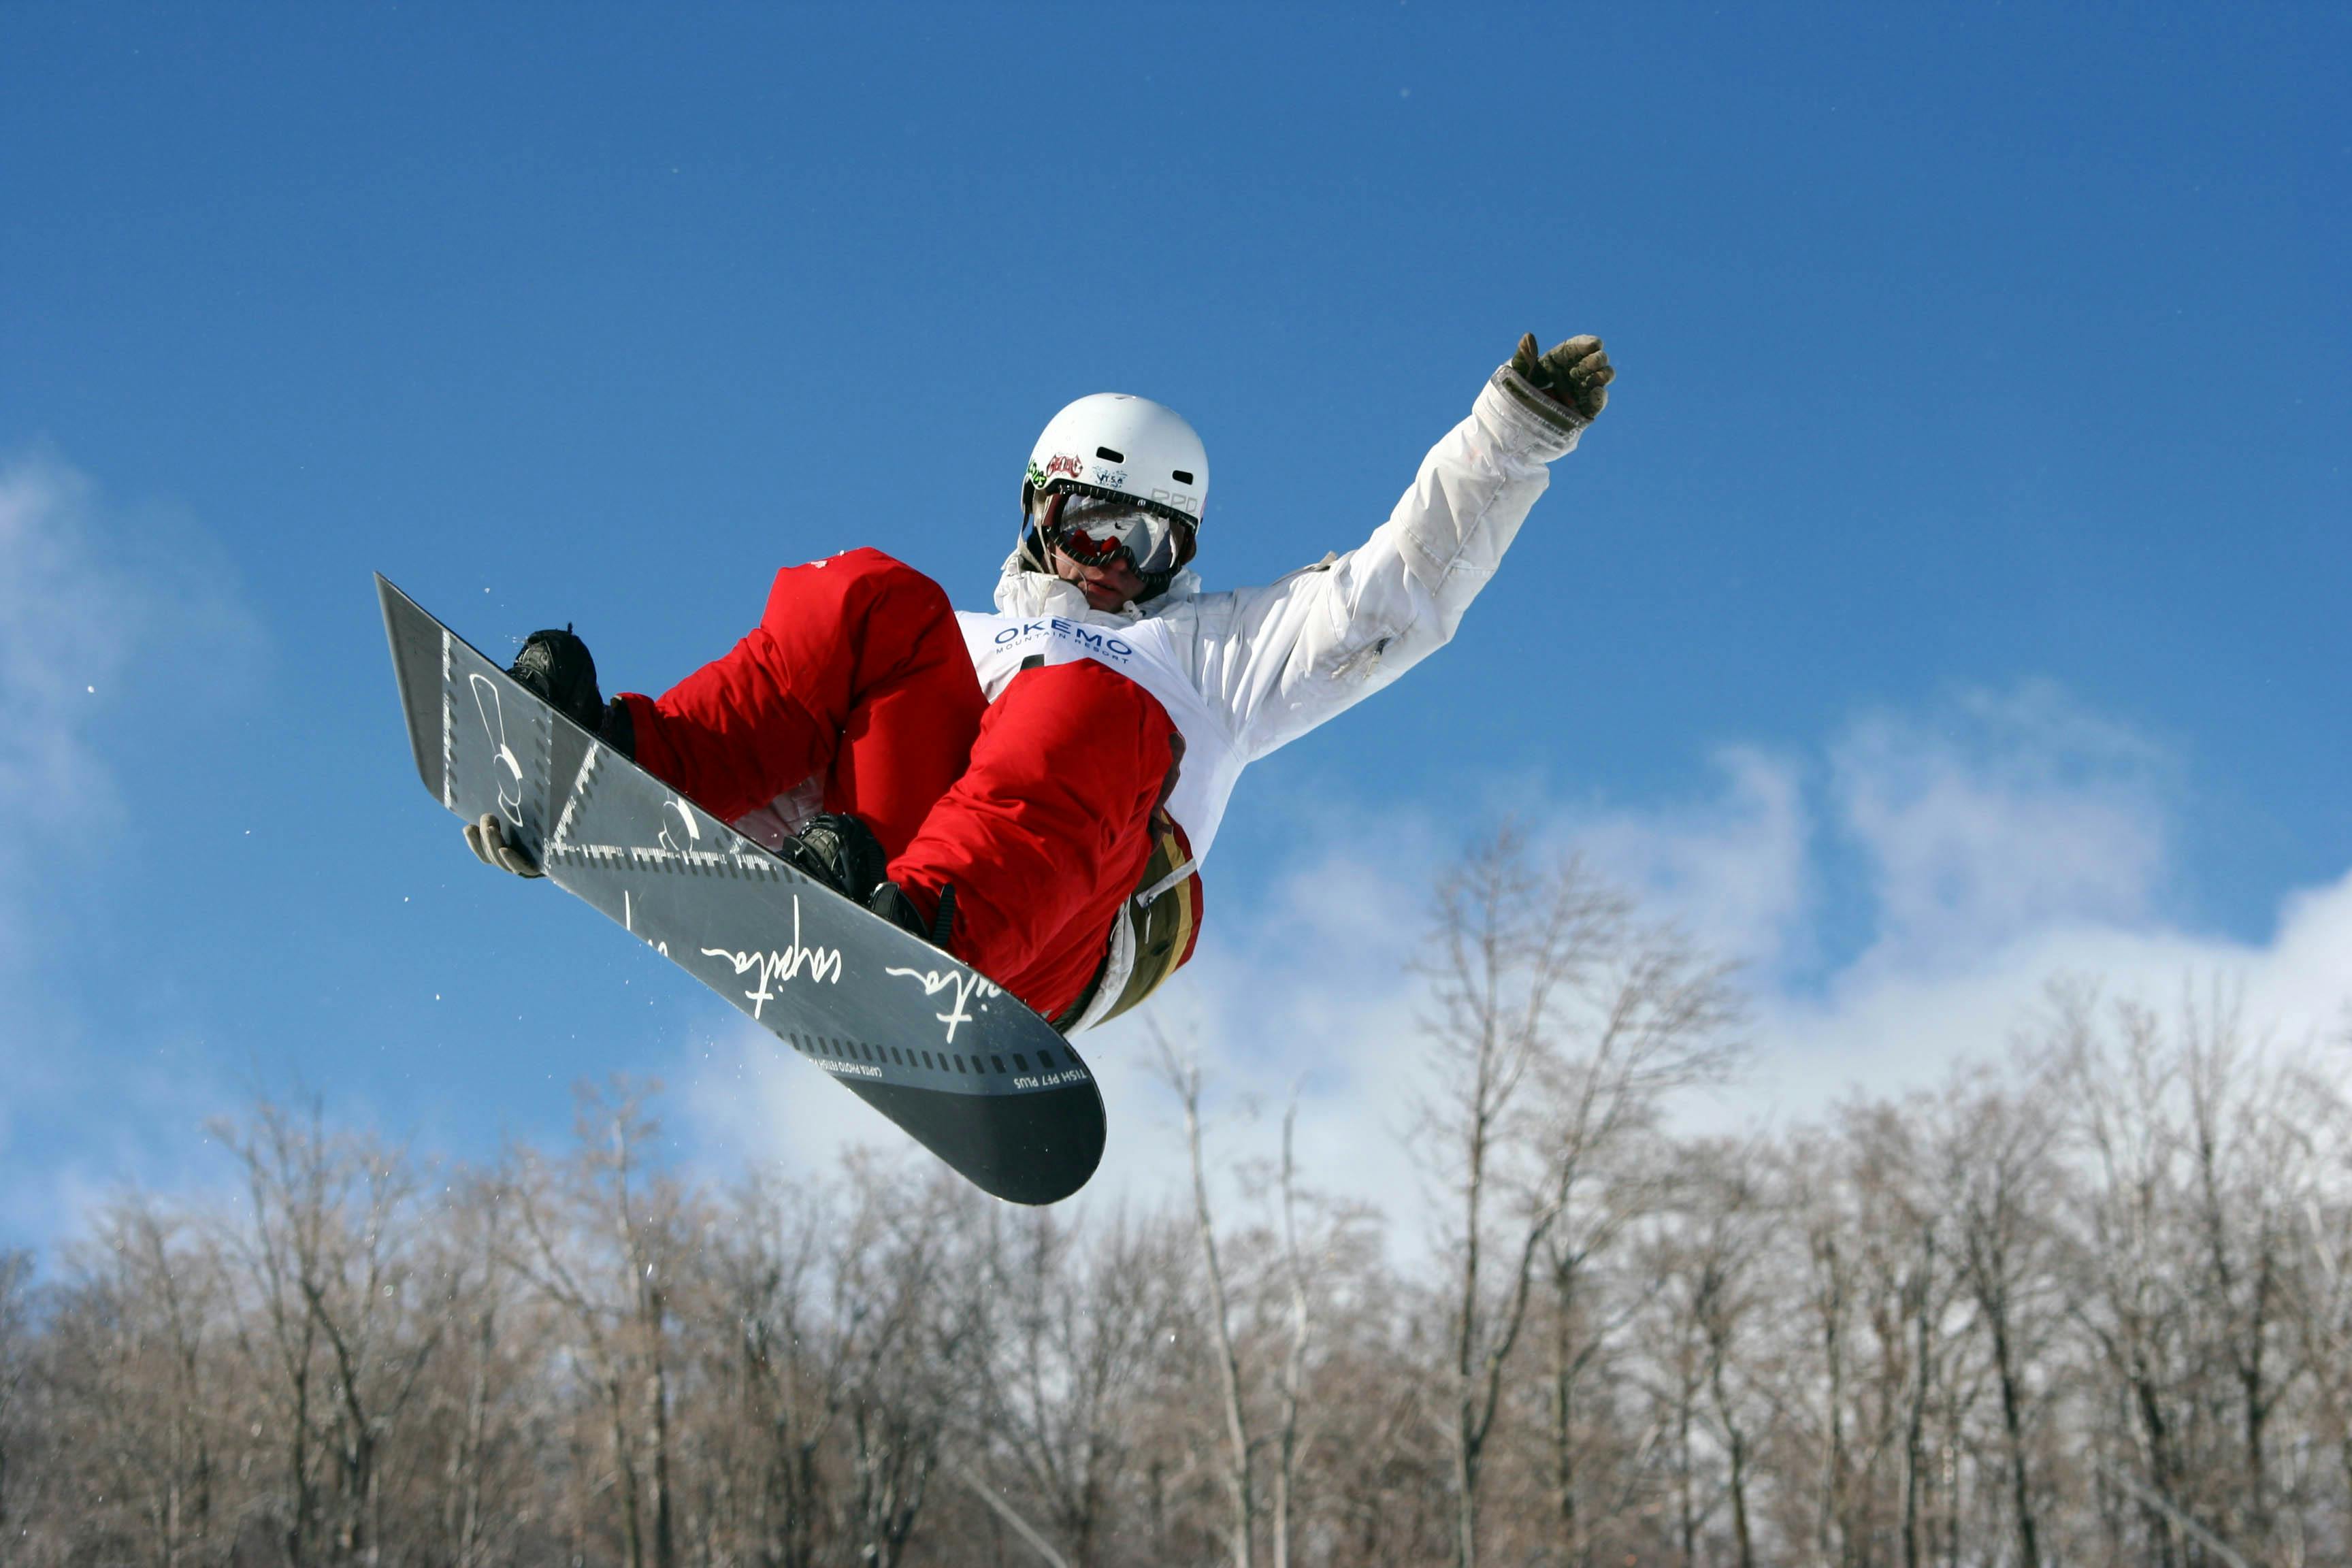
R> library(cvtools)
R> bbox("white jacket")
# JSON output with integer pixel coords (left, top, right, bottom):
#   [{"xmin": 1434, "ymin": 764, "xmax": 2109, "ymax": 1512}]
[{"xmin": 957, "ymin": 362, "xmax": 1590, "ymax": 875}]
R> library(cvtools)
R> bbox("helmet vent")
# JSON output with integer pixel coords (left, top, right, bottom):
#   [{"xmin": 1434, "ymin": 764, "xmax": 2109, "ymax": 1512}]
[
  {"xmin": 1096, "ymin": 446, "xmax": 1125, "ymax": 463},
  {"xmin": 1171, "ymin": 469, "xmax": 1194, "ymax": 485}
]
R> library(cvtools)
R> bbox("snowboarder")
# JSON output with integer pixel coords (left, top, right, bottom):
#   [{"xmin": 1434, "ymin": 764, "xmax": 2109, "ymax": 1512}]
[{"xmin": 466, "ymin": 332, "xmax": 1613, "ymax": 1032}]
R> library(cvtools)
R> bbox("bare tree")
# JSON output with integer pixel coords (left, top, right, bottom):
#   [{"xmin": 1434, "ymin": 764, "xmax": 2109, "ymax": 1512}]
[
  {"xmin": 1156, "ymin": 1033, "xmax": 1259, "ymax": 1568},
  {"xmin": 14, "ymin": 958, "xmax": 2352, "ymax": 1567},
  {"xmin": 1777, "ymin": 1128, "xmax": 1864, "ymax": 1568},
  {"xmin": 0, "ymin": 1250, "xmax": 33, "ymax": 1537},
  {"xmin": 1269, "ymin": 1101, "xmax": 1314, "ymax": 1568},
  {"xmin": 421, "ymin": 1169, "xmax": 537, "ymax": 1568},
  {"xmin": 506, "ymin": 1079, "xmax": 690, "ymax": 1568},
  {"xmin": 38, "ymin": 1200, "xmax": 238, "ymax": 1567},
  {"xmin": 704, "ymin": 1169, "xmax": 840, "ymax": 1568},
  {"xmin": 984, "ymin": 1177, "xmax": 1189, "ymax": 1567},
  {"xmin": 2056, "ymin": 987, "xmax": 2221, "ymax": 1568},
  {"xmin": 1253, "ymin": 1171, "xmax": 1428, "ymax": 1568},
  {"xmin": 2048, "ymin": 980, "xmax": 2334, "ymax": 1568},
  {"xmin": 1538, "ymin": 928, "xmax": 1735, "ymax": 1568},
  {"xmin": 2177, "ymin": 985, "xmax": 2307, "ymax": 1555},
  {"xmin": 1633, "ymin": 1189, "xmax": 1720, "ymax": 1568},
  {"xmin": 1835, "ymin": 1097, "xmax": 1961, "ymax": 1568},
  {"xmin": 830, "ymin": 1160, "xmax": 981, "ymax": 1568},
  {"xmin": 213, "ymin": 1096, "xmax": 444, "ymax": 1568},
  {"xmin": 2286, "ymin": 1066, "xmax": 2352, "ymax": 1537},
  {"xmin": 1417, "ymin": 836, "xmax": 1623, "ymax": 1568},
  {"xmin": 1414, "ymin": 832, "xmax": 1737, "ymax": 1568},
  {"xmin": 1936, "ymin": 1062, "xmax": 2064, "ymax": 1568},
  {"xmin": 1685, "ymin": 1147, "xmax": 1770, "ymax": 1568}
]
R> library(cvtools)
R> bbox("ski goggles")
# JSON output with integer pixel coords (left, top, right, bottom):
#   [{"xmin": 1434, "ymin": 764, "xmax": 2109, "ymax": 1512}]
[{"xmin": 1038, "ymin": 490, "xmax": 1193, "ymax": 578}]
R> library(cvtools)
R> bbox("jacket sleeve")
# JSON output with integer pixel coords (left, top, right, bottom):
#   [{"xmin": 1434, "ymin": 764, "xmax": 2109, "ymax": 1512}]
[{"xmin": 1190, "ymin": 364, "xmax": 1589, "ymax": 760}]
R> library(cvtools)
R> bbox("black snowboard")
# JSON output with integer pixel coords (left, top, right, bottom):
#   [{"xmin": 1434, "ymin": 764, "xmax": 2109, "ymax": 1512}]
[{"xmin": 376, "ymin": 574, "xmax": 1106, "ymax": 1205}]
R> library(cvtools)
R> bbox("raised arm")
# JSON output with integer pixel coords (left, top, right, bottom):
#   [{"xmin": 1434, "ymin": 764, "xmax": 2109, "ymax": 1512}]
[{"xmin": 1192, "ymin": 335, "xmax": 1612, "ymax": 760}]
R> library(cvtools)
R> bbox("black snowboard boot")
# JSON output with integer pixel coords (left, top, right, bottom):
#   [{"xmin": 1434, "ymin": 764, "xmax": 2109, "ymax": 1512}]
[
  {"xmin": 868, "ymin": 879, "xmax": 954, "ymax": 952},
  {"xmin": 776, "ymin": 813, "xmax": 893, "ymax": 904},
  {"xmin": 508, "ymin": 626, "xmax": 635, "ymax": 756},
  {"xmin": 778, "ymin": 814, "xmax": 951, "ymax": 952}
]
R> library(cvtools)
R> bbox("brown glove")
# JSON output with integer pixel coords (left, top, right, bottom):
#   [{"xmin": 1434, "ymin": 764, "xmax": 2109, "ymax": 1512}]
[{"xmin": 1510, "ymin": 333, "xmax": 1614, "ymax": 420}]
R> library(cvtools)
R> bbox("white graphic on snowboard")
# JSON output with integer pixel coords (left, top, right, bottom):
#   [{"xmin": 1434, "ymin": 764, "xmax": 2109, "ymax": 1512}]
[
  {"xmin": 468, "ymin": 673, "xmax": 526, "ymax": 826},
  {"xmin": 700, "ymin": 896, "xmax": 843, "ymax": 1019},
  {"xmin": 884, "ymin": 965, "xmax": 1001, "ymax": 1045},
  {"xmin": 658, "ymin": 798, "xmax": 702, "ymax": 855}
]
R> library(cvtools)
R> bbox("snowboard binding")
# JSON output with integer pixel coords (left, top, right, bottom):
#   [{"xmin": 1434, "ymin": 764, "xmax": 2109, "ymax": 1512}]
[
  {"xmin": 510, "ymin": 626, "xmax": 634, "ymax": 757},
  {"xmin": 777, "ymin": 812, "xmax": 955, "ymax": 952}
]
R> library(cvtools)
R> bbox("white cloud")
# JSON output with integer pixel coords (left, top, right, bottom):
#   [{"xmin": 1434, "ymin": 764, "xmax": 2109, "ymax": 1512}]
[
  {"xmin": 0, "ymin": 459, "xmax": 142, "ymax": 894},
  {"xmin": 1550, "ymin": 745, "xmax": 1813, "ymax": 974},
  {"xmin": 1832, "ymin": 680, "xmax": 2174, "ymax": 979},
  {"xmin": 0, "ymin": 452, "xmax": 261, "ymax": 1240},
  {"xmin": 674, "ymin": 1022, "xmax": 896, "ymax": 1186},
  {"xmin": 0, "ymin": 456, "xmax": 151, "ymax": 1173},
  {"xmin": 1747, "ymin": 865, "xmax": 2352, "ymax": 1120},
  {"xmin": 0, "ymin": 452, "xmax": 259, "ymax": 903}
]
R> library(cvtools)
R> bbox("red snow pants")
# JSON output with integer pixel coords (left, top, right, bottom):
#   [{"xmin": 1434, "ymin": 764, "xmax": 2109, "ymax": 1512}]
[{"xmin": 617, "ymin": 549, "xmax": 1175, "ymax": 1022}]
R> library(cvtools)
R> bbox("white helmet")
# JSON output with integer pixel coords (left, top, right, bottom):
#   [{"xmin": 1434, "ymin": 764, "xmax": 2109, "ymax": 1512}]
[
  {"xmin": 1021, "ymin": 393, "xmax": 1209, "ymax": 596},
  {"xmin": 1024, "ymin": 393, "xmax": 1207, "ymax": 522}
]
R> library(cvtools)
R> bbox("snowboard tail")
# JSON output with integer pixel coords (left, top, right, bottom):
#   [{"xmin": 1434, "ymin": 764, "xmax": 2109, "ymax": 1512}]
[{"xmin": 376, "ymin": 574, "xmax": 1105, "ymax": 1205}]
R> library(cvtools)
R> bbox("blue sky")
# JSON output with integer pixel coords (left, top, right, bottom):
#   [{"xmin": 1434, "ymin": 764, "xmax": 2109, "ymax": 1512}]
[{"xmin": 2, "ymin": 5, "xmax": 2345, "ymax": 1242}]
